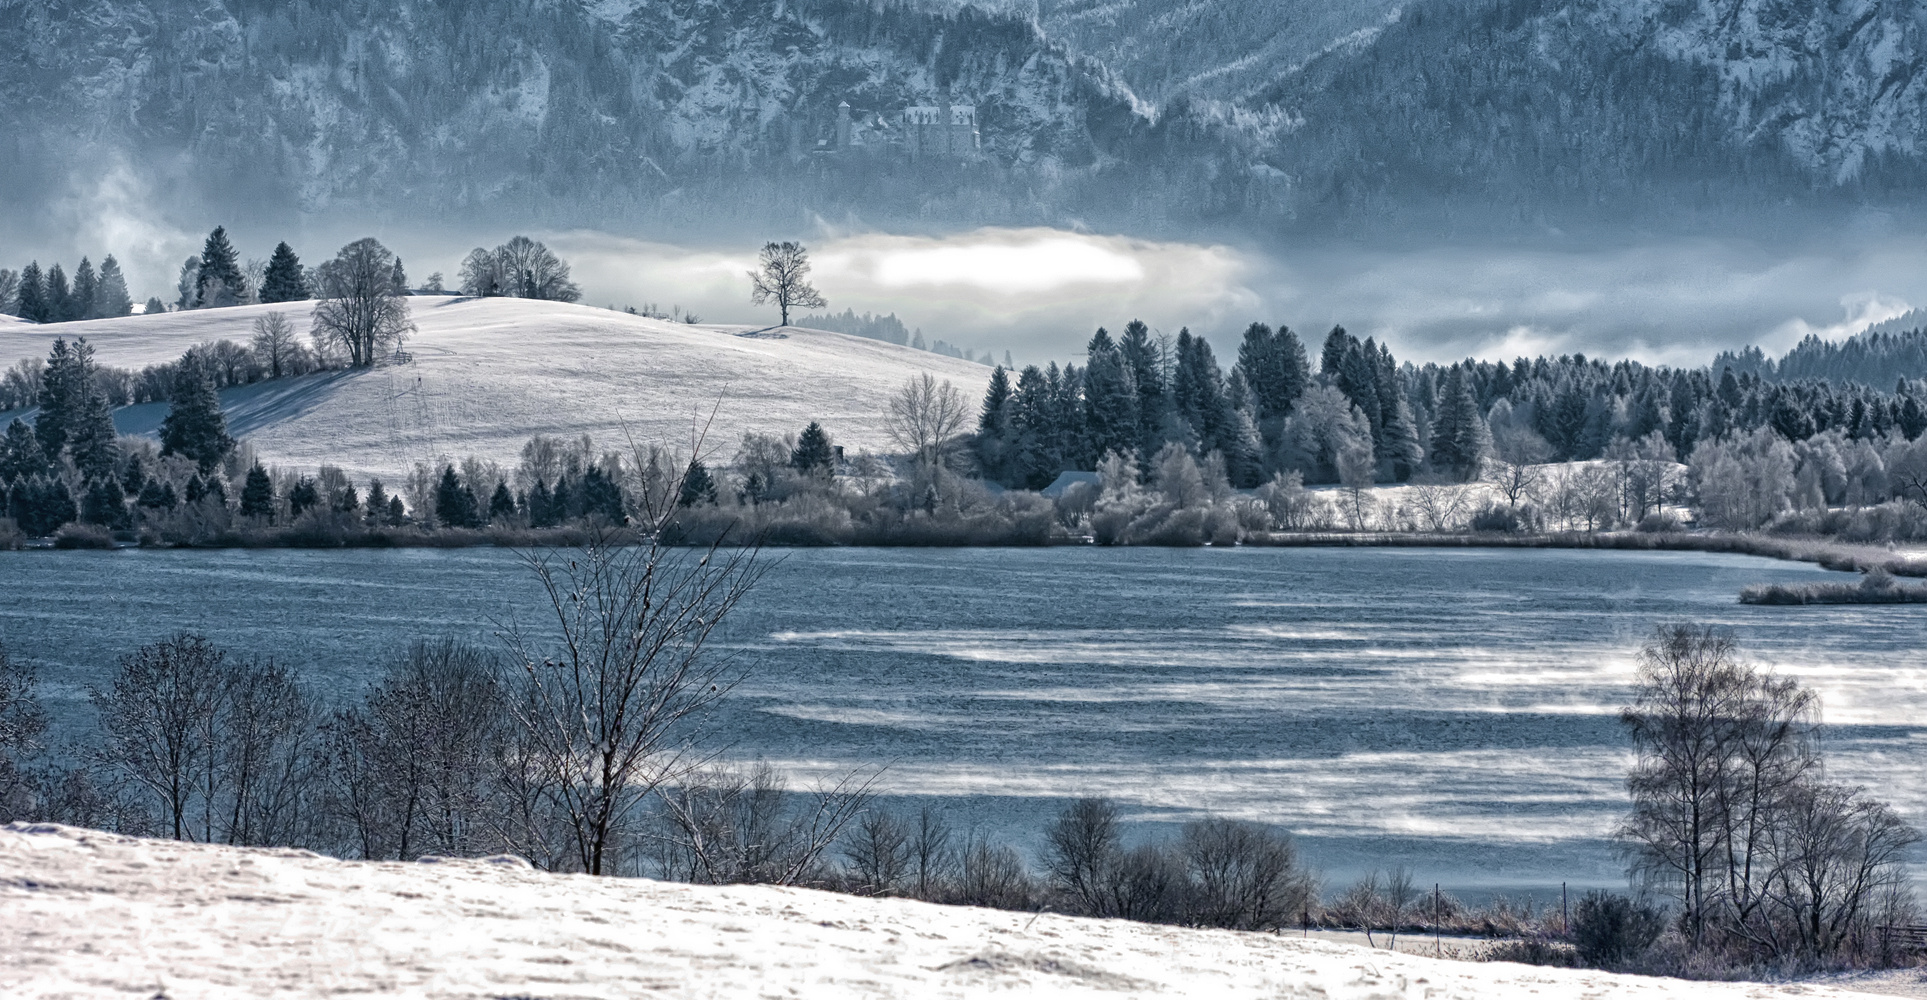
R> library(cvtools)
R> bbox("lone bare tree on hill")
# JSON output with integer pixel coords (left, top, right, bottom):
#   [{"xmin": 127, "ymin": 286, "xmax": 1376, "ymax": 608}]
[
  {"xmin": 311, "ymin": 237, "xmax": 414, "ymax": 367},
  {"xmin": 749, "ymin": 241, "xmax": 826, "ymax": 327}
]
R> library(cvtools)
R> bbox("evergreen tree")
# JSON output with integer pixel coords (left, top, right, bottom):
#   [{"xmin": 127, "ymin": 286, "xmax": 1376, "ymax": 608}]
[
  {"xmin": 94, "ymin": 256, "xmax": 134, "ymax": 317},
  {"xmin": 974, "ymin": 366, "xmax": 1013, "ymax": 482},
  {"xmin": 158, "ymin": 360, "xmax": 233, "ymax": 472},
  {"xmin": 1007, "ymin": 365, "xmax": 1054, "ymax": 488},
  {"xmin": 259, "ymin": 242, "xmax": 308, "ymax": 303},
  {"xmin": 488, "ymin": 481, "xmax": 516, "ymax": 522},
  {"xmin": 0, "ymin": 419, "xmax": 47, "ymax": 483},
  {"xmin": 239, "ymin": 464, "xmax": 276, "ymax": 521},
  {"xmin": 80, "ymin": 478, "xmax": 128, "ymax": 528},
  {"xmin": 43, "ymin": 264, "xmax": 73, "ymax": 323},
  {"xmin": 1379, "ymin": 397, "xmax": 1425, "ymax": 482},
  {"xmin": 35, "ymin": 338, "xmax": 81, "ymax": 458},
  {"xmin": 1237, "ymin": 322, "xmax": 1310, "ymax": 423},
  {"xmin": 1334, "ymin": 341, "xmax": 1384, "ymax": 444},
  {"xmin": 11, "ymin": 476, "xmax": 76, "ymax": 537},
  {"xmin": 580, "ymin": 466, "xmax": 624, "ymax": 523},
  {"xmin": 334, "ymin": 483, "xmax": 360, "ymax": 514},
  {"xmin": 197, "ymin": 226, "xmax": 243, "ymax": 307},
  {"xmin": 1429, "ymin": 364, "xmax": 1488, "ymax": 481},
  {"xmin": 65, "ymin": 380, "xmax": 118, "ymax": 481},
  {"xmin": 790, "ymin": 421, "xmax": 836, "ymax": 478},
  {"xmin": 434, "ymin": 466, "xmax": 480, "ymax": 529},
  {"xmin": 390, "ymin": 257, "xmax": 408, "ymax": 294},
  {"xmin": 288, "ymin": 476, "xmax": 320, "ymax": 518},
  {"xmin": 1117, "ymin": 319, "xmax": 1167, "ymax": 451},
  {"xmin": 136, "ymin": 478, "xmax": 172, "ymax": 511},
  {"xmin": 121, "ymin": 453, "xmax": 147, "ymax": 498},
  {"xmin": 14, "ymin": 262, "xmax": 47, "ymax": 323},
  {"xmin": 678, "ymin": 461, "xmax": 717, "ymax": 507},
  {"xmin": 386, "ymin": 495, "xmax": 406, "ymax": 526},
  {"xmin": 1320, "ymin": 325, "xmax": 1355, "ymax": 375},
  {"xmin": 184, "ymin": 473, "xmax": 208, "ymax": 505},
  {"xmin": 71, "ymin": 258, "xmax": 98, "ymax": 321},
  {"xmin": 364, "ymin": 479, "xmax": 389, "ymax": 523},
  {"xmin": 142, "ymin": 296, "xmax": 167, "ymax": 316},
  {"xmin": 1171, "ymin": 330, "xmax": 1230, "ymax": 454},
  {"xmin": 527, "ymin": 478, "xmax": 556, "ymax": 527},
  {"xmin": 1082, "ymin": 329, "xmax": 1139, "ymax": 462}
]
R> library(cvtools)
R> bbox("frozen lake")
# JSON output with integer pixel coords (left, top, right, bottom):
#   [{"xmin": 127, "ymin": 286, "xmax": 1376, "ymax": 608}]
[{"xmin": 4, "ymin": 545, "xmax": 1922, "ymax": 895}]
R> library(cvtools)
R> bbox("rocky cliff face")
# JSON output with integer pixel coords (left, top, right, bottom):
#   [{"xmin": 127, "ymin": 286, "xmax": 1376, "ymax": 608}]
[{"xmin": 1, "ymin": 0, "xmax": 1923, "ymax": 236}]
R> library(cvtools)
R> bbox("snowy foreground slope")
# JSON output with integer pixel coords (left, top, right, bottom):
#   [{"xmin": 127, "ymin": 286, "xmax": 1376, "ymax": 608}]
[
  {"xmin": 0, "ymin": 299, "xmax": 990, "ymax": 481},
  {"xmin": 0, "ymin": 824, "xmax": 1881, "ymax": 1000}
]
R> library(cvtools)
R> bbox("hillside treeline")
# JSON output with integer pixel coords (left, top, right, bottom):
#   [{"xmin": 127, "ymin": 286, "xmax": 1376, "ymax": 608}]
[{"xmin": 14, "ymin": 304, "xmax": 1927, "ymax": 547}]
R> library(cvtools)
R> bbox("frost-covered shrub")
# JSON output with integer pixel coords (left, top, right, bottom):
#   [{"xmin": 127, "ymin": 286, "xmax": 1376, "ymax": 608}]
[
  {"xmin": 1636, "ymin": 510, "xmax": 1681, "ymax": 533},
  {"xmin": 1570, "ymin": 891, "xmax": 1664, "ymax": 970},
  {"xmin": 51, "ymin": 522, "xmax": 114, "ymax": 549}
]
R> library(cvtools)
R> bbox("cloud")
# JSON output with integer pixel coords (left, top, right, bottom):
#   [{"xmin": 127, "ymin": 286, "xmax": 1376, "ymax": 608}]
[{"xmin": 548, "ymin": 227, "xmax": 1258, "ymax": 361}]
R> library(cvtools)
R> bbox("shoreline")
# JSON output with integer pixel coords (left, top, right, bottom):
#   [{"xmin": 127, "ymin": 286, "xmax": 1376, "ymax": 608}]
[{"xmin": 7, "ymin": 525, "xmax": 1922, "ymax": 579}]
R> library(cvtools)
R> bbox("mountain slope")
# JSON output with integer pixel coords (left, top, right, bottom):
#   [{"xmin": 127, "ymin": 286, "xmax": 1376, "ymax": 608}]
[
  {"xmin": 3, "ymin": 0, "xmax": 1925, "ymax": 238},
  {"xmin": 0, "ymin": 823, "xmax": 1884, "ymax": 999},
  {"xmin": 1244, "ymin": 0, "xmax": 1927, "ymax": 222},
  {"xmin": 0, "ymin": 0, "xmax": 1197, "ymax": 233},
  {"xmin": 0, "ymin": 298, "xmax": 991, "ymax": 481}
]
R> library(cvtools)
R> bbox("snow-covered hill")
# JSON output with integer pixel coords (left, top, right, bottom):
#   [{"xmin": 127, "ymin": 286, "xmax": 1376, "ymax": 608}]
[
  {"xmin": 0, "ymin": 823, "xmax": 1884, "ymax": 999},
  {"xmin": 0, "ymin": 298, "xmax": 991, "ymax": 482}
]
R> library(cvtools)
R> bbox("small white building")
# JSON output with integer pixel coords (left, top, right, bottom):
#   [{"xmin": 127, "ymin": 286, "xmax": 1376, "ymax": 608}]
[{"xmin": 901, "ymin": 101, "xmax": 979, "ymax": 158}]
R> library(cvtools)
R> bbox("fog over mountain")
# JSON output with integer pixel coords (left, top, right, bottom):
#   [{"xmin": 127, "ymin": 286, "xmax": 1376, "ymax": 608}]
[{"xmin": 5, "ymin": 0, "xmax": 1927, "ymax": 360}]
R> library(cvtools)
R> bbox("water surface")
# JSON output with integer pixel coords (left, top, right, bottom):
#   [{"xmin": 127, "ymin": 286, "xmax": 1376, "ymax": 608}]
[{"xmin": 4, "ymin": 546, "xmax": 1919, "ymax": 894}]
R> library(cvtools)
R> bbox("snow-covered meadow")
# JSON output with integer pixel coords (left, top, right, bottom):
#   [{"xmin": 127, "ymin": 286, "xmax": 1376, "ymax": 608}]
[
  {"xmin": 0, "ymin": 823, "xmax": 1890, "ymax": 999},
  {"xmin": 0, "ymin": 298, "xmax": 991, "ymax": 482}
]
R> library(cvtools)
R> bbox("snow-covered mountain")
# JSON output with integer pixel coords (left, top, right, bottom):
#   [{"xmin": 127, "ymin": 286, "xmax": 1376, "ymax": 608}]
[
  {"xmin": 1, "ymin": 0, "xmax": 1924, "ymax": 236},
  {"xmin": 1241, "ymin": 0, "xmax": 1927, "ymax": 223},
  {"xmin": 0, "ymin": 823, "xmax": 1886, "ymax": 999},
  {"xmin": 0, "ymin": 298, "xmax": 992, "ymax": 482}
]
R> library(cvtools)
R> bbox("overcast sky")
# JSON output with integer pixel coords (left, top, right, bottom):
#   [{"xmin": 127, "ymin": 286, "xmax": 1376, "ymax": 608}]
[
  {"xmin": 550, "ymin": 225, "xmax": 1927, "ymax": 369},
  {"xmin": 23, "ymin": 189, "xmax": 1927, "ymax": 370}
]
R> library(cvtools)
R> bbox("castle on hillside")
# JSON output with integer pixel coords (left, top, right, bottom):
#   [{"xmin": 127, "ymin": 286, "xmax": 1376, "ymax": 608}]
[{"xmin": 816, "ymin": 98, "xmax": 980, "ymax": 159}]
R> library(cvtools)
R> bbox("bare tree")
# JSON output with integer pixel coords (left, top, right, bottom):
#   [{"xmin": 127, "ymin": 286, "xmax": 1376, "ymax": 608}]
[
  {"xmin": 218, "ymin": 657, "xmax": 315, "ymax": 847},
  {"xmin": 1407, "ymin": 478, "xmax": 1469, "ymax": 532},
  {"xmin": 1614, "ymin": 622, "xmax": 1917, "ymax": 963},
  {"xmin": 324, "ymin": 640, "xmax": 508, "ymax": 861},
  {"xmin": 311, "ymin": 237, "xmax": 414, "ymax": 367},
  {"xmin": 90, "ymin": 634, "xmax": 229, "ymax": 840},
  {"xmin": 1180, "ymin": 817, "xmax": 1311, "ymax": 931},
  {"xmin": 1046, "ymin": 797, "xmax": 1121, "ymax": 914},
  {"xmin": 250, "ymin": 311, "xmax": 300, "ymax": 379},
  {"xmin": 461, "ymin": 237, "xmax": 581, "ymax": 302},
  {"xmin": 843, "ymin": 808, "xmax": 913, "ymax": 895},
  {"xmin": 748, "ymin": 241, "xmax": 826, "ymax": 327},
  {"xmin": 0, "ymin": 642, "xmax": 48, "ymax": 821},
  {"xmin": 886, "ymin": 373, "xmax": 972, "ymax": 472},
  {"xmin": 501, "ymin": 532, "xmax": 763, "ymax": 875},
  {"xmin": 655, "ymin": 760, "xmax": 876, "ymax": 885},
  {"xmin": 908, "ymin": 805, "xmax": 956, "ymax": 899},
  {"xmin": 1486, "ymin": 460, "xmax": 1543, "ymax": 509}
]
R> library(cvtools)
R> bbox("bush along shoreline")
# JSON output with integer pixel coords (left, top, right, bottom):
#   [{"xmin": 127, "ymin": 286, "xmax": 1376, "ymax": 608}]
[{"xmin": 1741, "ymin": 567, "xmax": 1927, "ymax": 605}]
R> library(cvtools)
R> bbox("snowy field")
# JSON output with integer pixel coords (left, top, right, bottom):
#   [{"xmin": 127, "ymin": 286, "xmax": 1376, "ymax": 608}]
[
  {"xmin": 0, "ymin": 823, "xmax": 1891, "ymax": 999},
  {"xmin": 0, "ymin": 298, "xmax": 991, "ymax": 482}
]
